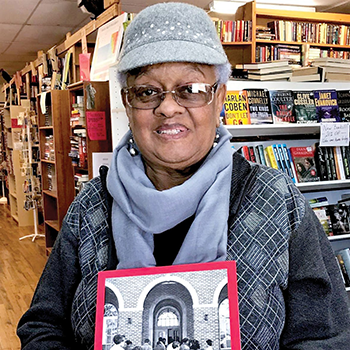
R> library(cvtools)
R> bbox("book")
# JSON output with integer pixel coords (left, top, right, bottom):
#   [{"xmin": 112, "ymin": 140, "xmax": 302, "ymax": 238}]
[
  {"xmin": 328, "ymin": 204, "xmax": 350, "ymax": 235},
  {"xmin": 336, "ymin": 90, "xmax": 350, "ymax": 122},
  {"xmin": 311, "ymin": 57, "xmax": 350, "ymax": 67},
  {"xmin": 289, "ymin": 74, "xmax": 321, "ymax": 82},
  {"xmin": 312, "ymin": 206, "xmax": 333, "ymax": 237},
  {"xmin": 269, "ymin": 90, "xmax": 296, "ymax": 123},
  {"xmin": 314, "ymin": 143, "xmax": 328, "ymax": 181},
  {"xmin": 249, "ymin": 146, "xmax": 257, "ymax": 162},
  {"xmin": 247, "ymin": 72, "xmax": 292, "ymax": 81},
  {"xmin": 289, "ymin": 146, "xmax": 320, "ymax": 183},
  {"xmin": 335, "ymin": 254, "xmax": 350, "ymax": 287},
  {"xmin": 281, "ymin": 144, "xmax": 296, "ymax": 182},
  {"xmin": 308, "ymin": 196, "xmax": 329, "ymax": 208},
  {"xmin": 325, "ymin": 147, "xmax": 338, "ymax": 181},
  {"xmin": 313, "ymin": 89, "xmax": 341, "ymax": 122},
  {"xmin": 242, "ymin": 59, "xmax": 289, "ymax": 70},
  {"xmin": 324, "ymin": 72, "xmax": 350, "ymax": 82},
  {"xmin": 94, "ymin": 261, "xmax": 241, "ymax": 350},
  {"xmin": 244, "ymin": 88, "xmax": 273, "ymax": 124},
  {"xmin": 265, "ymin": 145, "xmax": 278, "ymax": 169},
  {"xmin": 223, "ymin": 90, "xmax": 251, "ymax": 125},
  {"xmin": 287, "ymin": 148, "xmax": 298, "ymax": 183},
  {"xmin": 333, "ymin": 146, "xmax": 346, "ymax": 180},
  {"xmin": 340, "ymin": 146, "xmax": 350, "ymax": 179},
  {"xmin": 256, "ymin": 144, "xmax": 267, "ymax": 166},
  {"xmin": 292, "ymin": 91, "xmax": 317, "ymax": 123},
  {"xmin": 247, "ymin": 65, "xmax": 292, "ymax": 75},
  {"xmin": 291, "ymin": 66, "xmax": 320, "ymax": 76}
]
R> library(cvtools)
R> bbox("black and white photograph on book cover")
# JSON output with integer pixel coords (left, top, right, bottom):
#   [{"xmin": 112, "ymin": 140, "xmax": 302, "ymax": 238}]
[{"xmin": 94, "ymin": 261, "xmax": 241, "ymax": 350}]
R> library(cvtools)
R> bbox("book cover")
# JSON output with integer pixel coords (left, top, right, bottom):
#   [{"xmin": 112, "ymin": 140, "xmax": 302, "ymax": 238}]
[
  {"xmin": 94, "ymin": 261, "xmax": 241, "ymax": 350},
  {"xmin": 336, "ymin": 90, "xmax": 350, "ymax": 122},
  {"xmin": 312, "ymin": 206, "xmax": 333, "ymax": 237},
  {"xmin": 269, "ymin": 90, "xmax": 296, "ymax": 123},
  {"xmin": 289, "ymin": 146, "xmax": 320, "ymax": 183},
  {"xmin": 292, "ymin": 91, "xmax": 317, "ymax": 123},
  {"xmin": 313, "ymin": 89, "xmax": 341, "ymax": 122},
  {"xmin": 224, "ymin": 90, "xmax": 251, "ymax": 125},
  {"xmin": 328, "ymin": 204, "xmax": 350, "ymax": 235},
  {"xmin": 337, "ymin": 248, "xmax": 350, "ymax": 281},
  {"xmin": 244, "ymin": 89, "xmax": 273, "ymax": 124}
]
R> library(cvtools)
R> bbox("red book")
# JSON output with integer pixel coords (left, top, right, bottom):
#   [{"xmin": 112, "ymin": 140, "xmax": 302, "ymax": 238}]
[{"xmin": 289, "ymin": 146, "xmax": 320, "ymax": 183}]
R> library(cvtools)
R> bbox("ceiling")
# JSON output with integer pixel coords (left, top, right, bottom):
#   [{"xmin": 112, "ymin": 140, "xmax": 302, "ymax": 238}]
[{"xmin": 1, "ymin": 0, "xmax": 350, "ymax": 84}]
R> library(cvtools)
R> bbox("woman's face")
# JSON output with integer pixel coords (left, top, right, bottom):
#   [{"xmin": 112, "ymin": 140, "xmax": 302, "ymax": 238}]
[{"xmin": 123, "ymin": 62, "xmax": 226, "ymax": 173}]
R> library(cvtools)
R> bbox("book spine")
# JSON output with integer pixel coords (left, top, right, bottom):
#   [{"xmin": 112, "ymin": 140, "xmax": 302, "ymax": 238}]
[
  {"xmin": 336, "ymin": 255, "xmax": 350, "ymax": 287},
  {"xmin": 287, "ymin": 148, "xmax": 298, "ymax": 183},
  {"xmin": 280, "ymin": 144, "xmax": 294, "ymax": 181},
  {"xmin": 338, "ymin": 248, "xmax": 350, "ymax": 281},
  {"xmin": 272, "ymin": 144, "xmax": 283, "ymax": 171},
  {"xmin": 249, "ymin": 146, "xmax": 256, "ymax": 163},
  {"xmin": 328, "ymin": 147, "xmax": 338, "ymax": 180},
  {"xmin": 257, "ymin": 144, "xmax": 267, "ymax": 166},
  {"xmin": 265, "ymin": 145, "xmax": 278, "ymax": 169},
  {"xmin": 241, "ymin": 145, "xmax": 250, "ymax": 161},
  {"xmin": 314, "ymin": 143, "xmax": 328, "ymax": 181},
  {"xmin": 254, "ymin": 146, "xmax": 261, "ymax": 164},
  {"xmin": 334, "ymin": 146, "xmax": 346, "ymax": 180},
  {"xmin": 342, "ymin": 146, "xmax": 350, "ymax": 179}
]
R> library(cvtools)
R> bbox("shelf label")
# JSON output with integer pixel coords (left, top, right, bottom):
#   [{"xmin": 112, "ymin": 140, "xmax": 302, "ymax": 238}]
[
  {"xmin": 320, "ymin": 123, "xmax": 349, "ymax": 147},
  {"xmin": 86, "ymin": 111, "xmax": 107, "ymax": 140}
]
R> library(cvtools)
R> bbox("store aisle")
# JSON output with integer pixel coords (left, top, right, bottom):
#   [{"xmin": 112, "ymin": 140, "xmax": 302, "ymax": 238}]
[{"xmin": 0, "ymin": 204, "xmax": 47, "ymax": 350}]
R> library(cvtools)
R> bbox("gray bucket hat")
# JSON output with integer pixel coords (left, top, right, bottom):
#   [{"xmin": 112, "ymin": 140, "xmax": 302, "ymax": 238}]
[{"xmin": 117, "ymin": 2, "xmax": 228, "ymax": 73}]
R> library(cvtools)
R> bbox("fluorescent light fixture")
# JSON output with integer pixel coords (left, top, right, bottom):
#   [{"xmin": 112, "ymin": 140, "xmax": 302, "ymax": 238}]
[{"xmin": 209, "ymin": 0, "xmax": 316, "ymax": 14}]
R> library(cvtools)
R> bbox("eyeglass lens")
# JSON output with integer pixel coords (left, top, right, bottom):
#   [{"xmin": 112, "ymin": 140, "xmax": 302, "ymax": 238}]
[{"xmin": 125, "ymin": 83, "xmax": 216, "ymax": 109}]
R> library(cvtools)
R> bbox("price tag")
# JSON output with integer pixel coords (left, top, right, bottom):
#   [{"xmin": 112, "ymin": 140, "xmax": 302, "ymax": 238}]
[{"xmin": 320, "ymin": 123, "xmax": 349, "ymax": 147}]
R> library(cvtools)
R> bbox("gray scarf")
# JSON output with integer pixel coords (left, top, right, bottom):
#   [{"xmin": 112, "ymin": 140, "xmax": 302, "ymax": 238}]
[{"xmin": 107, "ymin": 125, "xmax": 233, "ymax": 269}]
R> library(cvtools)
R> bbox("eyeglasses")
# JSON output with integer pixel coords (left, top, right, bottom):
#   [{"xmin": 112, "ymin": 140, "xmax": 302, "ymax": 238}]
[{"xmin": 122, "ymin": 82, "xmax": 218, "ymax": 109}]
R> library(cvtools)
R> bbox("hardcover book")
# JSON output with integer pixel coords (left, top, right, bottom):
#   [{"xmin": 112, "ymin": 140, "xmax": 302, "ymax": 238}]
[
  {"xmin": 95, "ymin": 261, "xmax": 241, "ymax": 350},
  {"xmin": 292, "ymin": 91, "xmax": 317, "ymax": 123},
  {"xmin": 224, "ymin": 90, "xmax": 251, "ymax": 125},
  {"xmin": 336, "ymin": 90, "xmax": 350, "ymax": 122},
  {"xmin": 313, "ymin": 89, "xmax": 341, "ymax": 122},
  {"xmin": 244, "ymin": 88, "xmax": 273, "ymax": 124},
  {"xmin": 269, "ymin": 90, "xmax": 296, "ymax": 123},
  {"xmin": 289, "ymin": 146, "xmax": 320, "ymax": 183}
]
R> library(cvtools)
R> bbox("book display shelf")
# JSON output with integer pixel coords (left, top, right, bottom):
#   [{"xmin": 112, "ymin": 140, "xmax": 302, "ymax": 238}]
[
  {"xmin": 68, "ymin": 81, "xmax": 112, "ymax": 195},
  {"xmin": 227, "ymin": 80, "xmax": 350, "ymax": 294},
  {"xmin": 38, "ymin": 90, "xmax": 74, "ymax": 254},
  {"xmin": 216, "ymin": 0, "xmax": 350, "ymax": 67}
]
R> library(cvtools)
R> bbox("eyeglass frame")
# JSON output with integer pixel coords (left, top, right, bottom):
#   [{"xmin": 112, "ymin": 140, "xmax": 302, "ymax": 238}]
[{"xmin": 122, "ymin": 82, "xmax": 219, "ymax": 110}]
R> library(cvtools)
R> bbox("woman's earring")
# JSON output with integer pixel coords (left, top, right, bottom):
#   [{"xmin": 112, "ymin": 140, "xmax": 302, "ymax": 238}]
[
  {"xmin": 213, "ymin": 129, "xmax": 220, "ymax": 147},
  {"xmin": 128, "ymin": 133, "xmax": 138, "ymax": 156}
]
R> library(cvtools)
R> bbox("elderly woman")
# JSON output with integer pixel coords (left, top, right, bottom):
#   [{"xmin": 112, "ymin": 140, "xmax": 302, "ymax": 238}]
[{"xmin": 18, "ymin": 2, "xmax": 350, "ymax": 350}]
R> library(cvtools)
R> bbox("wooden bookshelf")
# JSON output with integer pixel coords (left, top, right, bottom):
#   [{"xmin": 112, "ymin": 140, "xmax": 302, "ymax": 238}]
[
  {"xmin": 68, "ymin": 81, "xmax": 112, "ymax": 195},
  {"xmin": 215, "ymin": 0, "xmax": 350, "ymax": 66},
  {"xmin": 38, "ymin": 90, "xmax": 74, "ymax": 254}
]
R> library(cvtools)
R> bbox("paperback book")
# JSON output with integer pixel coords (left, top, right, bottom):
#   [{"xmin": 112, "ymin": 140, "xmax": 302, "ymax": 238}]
[
  {"xmin": 244, "ymin": 88, "xmax": 273, "ymax": 124},
  {"xmin": 292, "ymin": 91, "xmax": 317, "ymax": 123},
  {"xmin": 289, "ymin": 146, "xmax": 320, "ymax": 183},
  {"xmin": 269, "ymin": 90, "xmax": 296, "ymax": 123},
  {"xmin": 223, "ymin": 90, "xmax": 251, "ymax": 125},
  {"xmin": 336, "ymin": 90, "xmax": 350, "ymax": 122},
  {"xmin": 313, "ymin": 89, "xmax": 341, "ymax": 122},
  {"xmin": 94, "ymin": 261, "xmax": 241, "ymax": 350},
  {"xmin": 328, "ymin": 203, "xmax": 350, "ymax": 235}
]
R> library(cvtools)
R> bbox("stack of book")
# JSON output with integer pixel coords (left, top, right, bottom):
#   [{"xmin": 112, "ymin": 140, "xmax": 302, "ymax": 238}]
[
  {"xmin": 240, "ymin": 60, "xmax": 292, "ymax": 81},
  {"xmin": 290, "ymin": 66, "xmax": 322, "ymax": 82},
  {"xmin": 311, "ymin": 57, "xmax": 350, "ymax": 81}
]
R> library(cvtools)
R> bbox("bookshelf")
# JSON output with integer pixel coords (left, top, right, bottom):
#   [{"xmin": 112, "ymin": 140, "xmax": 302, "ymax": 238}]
[
  {"xmin": 68, "ymin": 81, "xmax": 112, "ymax": 195},
  {"xmin": 38, "ymin": 90, "xmax": 74, "ymax": 254},
  {"xmin": 227, "ymin": 80, "xmax": 350, "ymax": 293},
  {"xmin": 216, "ymin": 0, "xmax": 350, "ymax": 67}
]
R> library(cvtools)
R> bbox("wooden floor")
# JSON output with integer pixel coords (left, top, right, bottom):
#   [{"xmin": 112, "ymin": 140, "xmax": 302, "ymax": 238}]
[{"xmin": 0, "ymin": 203, "xmax": 47, "ymax": 350}]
